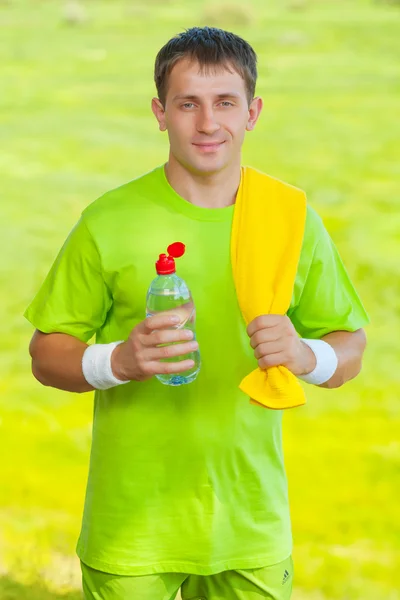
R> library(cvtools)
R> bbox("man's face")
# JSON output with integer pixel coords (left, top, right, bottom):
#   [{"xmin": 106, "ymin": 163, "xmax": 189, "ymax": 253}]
[{"xmin": 152, "ymin": 58, "xmax": 262, "ymax": 175}]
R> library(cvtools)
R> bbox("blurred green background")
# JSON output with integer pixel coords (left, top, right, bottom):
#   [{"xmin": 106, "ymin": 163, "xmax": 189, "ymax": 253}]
[{"xmin": 1, "ymin": 0, "xmax": 399, "ymax": 598}]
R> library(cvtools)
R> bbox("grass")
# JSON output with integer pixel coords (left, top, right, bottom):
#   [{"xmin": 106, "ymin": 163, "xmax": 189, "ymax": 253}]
[{"xmin": 0, "ymin": 0, "xmax": 399, "ymax": 598}]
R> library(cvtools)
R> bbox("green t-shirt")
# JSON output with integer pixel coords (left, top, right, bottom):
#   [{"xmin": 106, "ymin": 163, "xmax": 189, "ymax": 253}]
[{"xmin": 24, "ymin": 165, "xmax": 369, "ymax": 576}]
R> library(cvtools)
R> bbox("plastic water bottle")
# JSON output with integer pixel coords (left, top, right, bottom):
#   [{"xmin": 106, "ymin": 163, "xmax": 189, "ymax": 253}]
[{"xmin": 146, "ymin": 242, "xmax": 201, "ymax": 386}]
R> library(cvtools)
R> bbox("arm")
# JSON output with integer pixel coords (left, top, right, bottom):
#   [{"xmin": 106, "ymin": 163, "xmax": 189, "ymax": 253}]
[
  {"xmin": 29, "ymin": 330, "xmax": 93, "ymax": 393},
  {"xmin": 318, "ymin": 328, "xmax": 367, "ymax": 389},
  {"xmin": 247, "ymin": 315, "xmax": 367, "ymax": 390},
  {"xmin": 279, "ymin": 205, "xmax": 369, "ymax": 387},
  {"xmin": 25, "ymin": 217, "xmax": 110, "ymax": 393},
  {"xmin": 29, "ymin": 315, "xmax": 198, "ymax": 394}
]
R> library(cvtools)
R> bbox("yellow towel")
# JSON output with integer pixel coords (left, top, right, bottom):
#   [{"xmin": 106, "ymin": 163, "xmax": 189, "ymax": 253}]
[{"xmin": 231, "ymin": 167, "xmax": 307, "ymax": 410}]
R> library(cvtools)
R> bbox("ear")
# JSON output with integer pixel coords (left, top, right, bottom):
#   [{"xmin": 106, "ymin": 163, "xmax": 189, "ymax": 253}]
[
  {"xmin": 246, "ymin": 96, "xmax": 263, "ymax": 131},
  {"xmin": 152, "ymin": 98, "xmax": 167, "ymax": 132}
]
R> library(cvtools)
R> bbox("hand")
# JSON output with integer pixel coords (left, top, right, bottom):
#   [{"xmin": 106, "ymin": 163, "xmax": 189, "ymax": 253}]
[
  {"xmin": 246, "ymin": 314, "xmax": 316, "ymax": 376},
  {"xmin": 111, "ymin": 314, "xmax": 199, "ymax": 382}
]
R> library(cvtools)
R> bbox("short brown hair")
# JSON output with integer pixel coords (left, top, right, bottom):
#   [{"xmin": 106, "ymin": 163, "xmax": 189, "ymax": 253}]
[{"xmin": 154, "ymin": 27, "xmax": 258, "ymax": 107}]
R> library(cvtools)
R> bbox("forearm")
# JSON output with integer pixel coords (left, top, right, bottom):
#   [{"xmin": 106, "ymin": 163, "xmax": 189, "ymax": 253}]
[
  {"xmin": 29, "ymin": 331, "xmax": 94, "ymax": 393},
  {"xmin": 318, "ymin": 328, "xmax": 367, "ymax": 389}
]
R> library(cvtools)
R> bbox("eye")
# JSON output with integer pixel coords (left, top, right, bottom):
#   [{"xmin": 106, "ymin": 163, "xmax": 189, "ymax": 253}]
[
  {"xmin": 182, "ymin": 103, "xmax": 195, "ymax": 109},
  {"xmin": 219, "ymin": 101, "xmax": 234, "ymax": 107}
]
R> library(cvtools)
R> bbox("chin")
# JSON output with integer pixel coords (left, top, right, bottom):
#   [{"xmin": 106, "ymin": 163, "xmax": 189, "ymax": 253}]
[{"xmin": 189, "ymin": 156, "xmax": 230, "ymax": 176}]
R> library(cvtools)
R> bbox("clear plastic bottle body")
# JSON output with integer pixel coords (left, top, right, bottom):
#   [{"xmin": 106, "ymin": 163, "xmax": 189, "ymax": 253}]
[{"xmin": 146, "ymin": 273, "xmax": 201, "ymax": 386}]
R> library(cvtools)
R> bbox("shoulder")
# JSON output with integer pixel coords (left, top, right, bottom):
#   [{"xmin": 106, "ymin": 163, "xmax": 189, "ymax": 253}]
[
  {"xmin": 245, "ymin": 166, "xmax": 307, "ymax": 199},
  {"xmin": 81, "ymin": 166, "xmax": 163, "ymax": 228},
  {"xmin": 304, "ymin": 204, "xmax": 325, "ymax": 236},
  {"xmin": 296, "ymin": 204, "xmax": 345, "ymax": 288},
  {"xmin": 297, "ymin": 204, "xmax": 329, "ymax": 265}
]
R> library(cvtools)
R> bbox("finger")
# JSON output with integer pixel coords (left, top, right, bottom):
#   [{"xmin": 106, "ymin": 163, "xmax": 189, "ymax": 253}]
[
  {"xmin": 250, "ymin": 328, "xmax": 281, "ymax": 349},
  {"xmin": 149, "ymin": 358, "xmax": 196, "ymax": 376},
  {"xmin": 142, "ymin": 313, "xmax": 181, "ymax": 332},
  {"xmin": 143, "ymin": 328, "xmax": 194, "ymax": 347},
  {"xmin": 258, "ymin": 352, "xmax": 286, "ymax": 370},
  {"xmin": 247, "ymin": 314, "xmax": 283, "ymax": 337},
  {"xmin": 253, "ymin": 340, "xmax": 284, "ymax": 360},
  {"xmin": 146, "ymin": 340, "xmax": 199, "ymax": 361}
]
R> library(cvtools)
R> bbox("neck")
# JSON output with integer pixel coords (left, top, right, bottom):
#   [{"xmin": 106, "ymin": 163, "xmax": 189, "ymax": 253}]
[{"xmin": 164, "ymin": 154, "xmax": 241, "ymax": 209}]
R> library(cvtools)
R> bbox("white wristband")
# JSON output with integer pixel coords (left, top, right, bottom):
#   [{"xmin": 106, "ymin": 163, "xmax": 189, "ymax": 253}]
[
  {"xmin": 298, "ymin": 338, "xmax": 338, "ymax": 385},
  {"xmin": 82, "ymin": 341, "xmax": 130, "ymax": 390}
]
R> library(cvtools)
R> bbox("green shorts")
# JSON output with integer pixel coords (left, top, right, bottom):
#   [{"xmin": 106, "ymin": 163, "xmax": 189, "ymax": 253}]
[{"xmin": 81, "ymin": 556, "xmax": 293, "ymax": 600}]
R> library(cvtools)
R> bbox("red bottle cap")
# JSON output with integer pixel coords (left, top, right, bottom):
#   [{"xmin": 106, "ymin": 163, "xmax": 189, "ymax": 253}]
[{"xmin": 155, "ymin": 242, "xmax": 185, "ymax": 275}]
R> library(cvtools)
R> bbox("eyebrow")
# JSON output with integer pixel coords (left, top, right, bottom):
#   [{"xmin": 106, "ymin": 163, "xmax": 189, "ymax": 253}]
[{"xmin": 172, "ymin": 92, "xmax": 241, "ymax": 102}]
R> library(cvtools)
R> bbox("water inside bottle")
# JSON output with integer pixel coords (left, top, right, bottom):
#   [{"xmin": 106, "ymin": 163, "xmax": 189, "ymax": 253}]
[{"xmin": 146, "ymin": 290, "xmax": 201, "ymax": 385}]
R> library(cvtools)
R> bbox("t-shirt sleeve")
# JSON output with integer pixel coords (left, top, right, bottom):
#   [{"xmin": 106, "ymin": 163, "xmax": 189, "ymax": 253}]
[
  {"xmin": 288, "ymin": 206, "xmax": 370, "ymax": 339},
  {"xmin": 24, "ymin": 217, "xmax": 112, "ymax": 343}
]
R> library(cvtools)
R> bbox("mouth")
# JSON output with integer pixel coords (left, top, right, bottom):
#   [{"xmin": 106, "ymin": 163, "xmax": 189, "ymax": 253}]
[{"xmin": 192, "ymin": 141, "xmax": 226, "ymax": 153}]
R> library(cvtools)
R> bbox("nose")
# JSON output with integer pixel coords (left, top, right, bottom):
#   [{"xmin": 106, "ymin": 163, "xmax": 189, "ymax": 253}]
[{"xmin": 196, "ymin": 108, "xmax": 220, "ymax": 135}]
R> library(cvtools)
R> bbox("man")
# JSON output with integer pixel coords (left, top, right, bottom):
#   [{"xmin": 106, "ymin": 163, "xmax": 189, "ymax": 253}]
[{"xmin": 25, "ymin": 27, "xmax": 369, "ymax": 600}]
